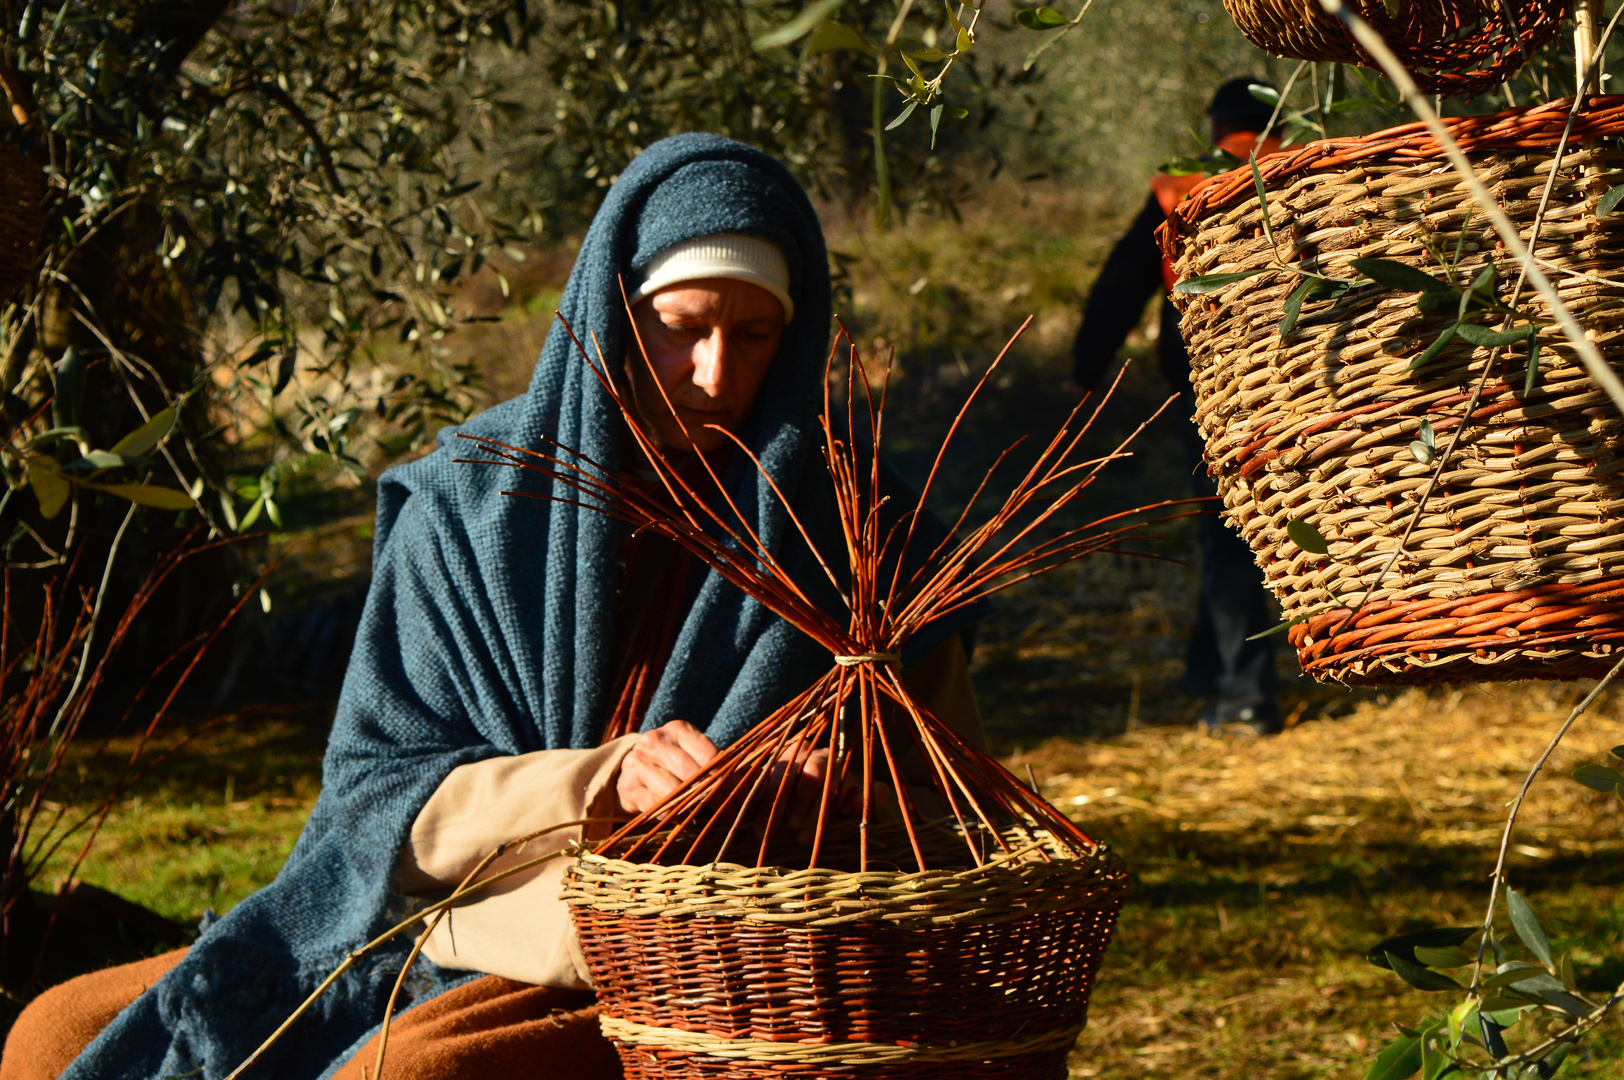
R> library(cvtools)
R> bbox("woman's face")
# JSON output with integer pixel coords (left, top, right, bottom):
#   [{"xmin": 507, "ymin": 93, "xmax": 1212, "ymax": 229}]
[{"xmin": 627, "ymin": 277, "xmax": 786, "ymax": 456}]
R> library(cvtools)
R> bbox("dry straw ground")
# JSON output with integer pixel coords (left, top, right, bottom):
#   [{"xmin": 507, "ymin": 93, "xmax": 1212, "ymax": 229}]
[{"xmin": 1017, "ymin": 658, "xmax": 1624, "ymax": 1077}]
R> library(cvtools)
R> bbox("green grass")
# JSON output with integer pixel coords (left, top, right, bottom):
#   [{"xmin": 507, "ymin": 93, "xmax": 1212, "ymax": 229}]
[{"xmin": 34, "ymin": 707, "xmax": 325, "ymax": 922}]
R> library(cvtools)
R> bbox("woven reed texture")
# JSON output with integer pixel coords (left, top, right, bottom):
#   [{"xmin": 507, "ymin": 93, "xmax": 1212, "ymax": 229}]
[
  {"xmin": 0, "ymin": 138, "xmax": 42, "ymax": 303},
  {"xmin": 1222, "ymin": 0, "xmax": 1568, "ymax": 97},
  {"xmin": 1161, "ymin": 100, "xmax": 1624, "ymax": 686},
  {"xmin": 566, "ymin": 833, "xmax": 1128, "ymax": 1077}
]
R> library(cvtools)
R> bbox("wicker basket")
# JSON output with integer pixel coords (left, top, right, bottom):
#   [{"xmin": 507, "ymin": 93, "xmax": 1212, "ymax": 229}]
[
  {"xmin": 1160, "ymin": 97, "xmax": 1624, "ymax": 686},
  {"xmin": 564, "ymin": 825, "xmax": 1130, "ymax": 1079},
  {"xmin": 1223, "ymin": 0, "xmax": 1569, "ymax": 97},
  {"xmin": 0, "ymin": 135, "xmax": 43, "ymax": 303}
]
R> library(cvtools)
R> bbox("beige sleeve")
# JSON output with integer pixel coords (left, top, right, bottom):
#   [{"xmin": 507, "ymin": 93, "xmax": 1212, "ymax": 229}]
[
  {"xmin": 394, "ymin": 734, "xmax": 639, "ymax": 990},
  {"xmin": 903, "ymin": 632, "xmax": 985, "ymax": 750}
]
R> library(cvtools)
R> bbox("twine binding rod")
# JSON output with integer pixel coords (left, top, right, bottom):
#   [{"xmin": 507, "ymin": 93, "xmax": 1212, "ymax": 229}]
[
  {"xmin": 832, "ymin": 651, "xmax": 900, "ymax": 666},
  {"xmin": 598, "ymin": 1016, "xmax": 1085, "ymax": 1064}
]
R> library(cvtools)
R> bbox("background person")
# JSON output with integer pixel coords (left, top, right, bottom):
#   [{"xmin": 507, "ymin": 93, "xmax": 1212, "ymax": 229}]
[{"xmin": 1070, "ymin": 77, "xmax": 1285, "ymax": 737}]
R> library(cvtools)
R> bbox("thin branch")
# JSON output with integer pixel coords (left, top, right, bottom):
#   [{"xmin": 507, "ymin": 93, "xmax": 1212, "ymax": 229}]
[
  {"xmin": 1470, "ymin": 652, "xmax": 1624, "ymax": 987},
  {"xmin": 39, "ymin": 504, "xmax": 134, "ymax": 748}
]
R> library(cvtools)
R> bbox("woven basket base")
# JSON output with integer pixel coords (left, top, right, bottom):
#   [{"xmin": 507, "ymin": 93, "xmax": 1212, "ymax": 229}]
[
  {"xmin": 1290, "ymin": 579, "xmax": 1624, "ymax": 684},
  {"xmin": 606, "ymin": 1046, "xmax": 1072, "ymax": 1079},
  {"xmin": 602, "ymin": 1016, "xmax": 1076, "ymax": 1079},
  {"xmin": 572, "ymin": 901, "xmax": 1118, "ymax": 1079},
  {"xmin": 1220, "ymin": 0, "xmax": 1568, "ymax": 97}
]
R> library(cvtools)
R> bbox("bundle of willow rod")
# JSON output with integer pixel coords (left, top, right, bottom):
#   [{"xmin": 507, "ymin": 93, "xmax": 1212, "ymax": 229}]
[
  {"xmin": 1161, "ymin": 98, "xmax": 1624, "ymax": 687},
  {"xmin": 1222, "ymin": 0, "xmax": 1568, "ymax": 97},
  {"xmin": 460, "ymin": 314, "xmax": 1184, "ymax": 1079}
]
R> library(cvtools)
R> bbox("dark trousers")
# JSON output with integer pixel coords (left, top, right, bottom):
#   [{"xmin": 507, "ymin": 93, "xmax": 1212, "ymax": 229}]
[{"xmin": 1174, "ymin": 392, "xmax": 1278, "ymax": 708}]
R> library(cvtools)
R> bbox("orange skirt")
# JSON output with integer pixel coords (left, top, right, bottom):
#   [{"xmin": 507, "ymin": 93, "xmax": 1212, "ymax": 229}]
[{"xmin": 0, "ymin": 949, "xmax": 622, "ymax": 1080}]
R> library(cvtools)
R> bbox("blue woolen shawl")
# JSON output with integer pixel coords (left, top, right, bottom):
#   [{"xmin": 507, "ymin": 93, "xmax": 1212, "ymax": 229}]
[{"xmin": 63, "ymin": 134, "xmax": 974, "ymax": 1080}]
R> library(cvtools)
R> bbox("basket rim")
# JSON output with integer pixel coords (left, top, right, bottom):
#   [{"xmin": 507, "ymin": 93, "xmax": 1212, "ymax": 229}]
[
  {"xmin": 1161, "ymin": 95, "xmax": 1624, "ymax": 255},
  {"xmin": 562, "ymin": 838, "xmax": 1131, "ymax": 927}
]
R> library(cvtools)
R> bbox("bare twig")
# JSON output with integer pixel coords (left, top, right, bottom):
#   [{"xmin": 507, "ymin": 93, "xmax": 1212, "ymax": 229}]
[
  {"xmin": 1257, "ymin": 61, "xmax": 1309, "ymax": 147},
  {"xmin": 222, "ymin": 819, "xmax": 609, "ymax": 1080},
  {"xmin": 1470, "ymin": 653, "xmax": 1624, "ymax": 986},
  {"xmin": 39, "ymin": 503, "xmax": 134, "ymax": 747}
]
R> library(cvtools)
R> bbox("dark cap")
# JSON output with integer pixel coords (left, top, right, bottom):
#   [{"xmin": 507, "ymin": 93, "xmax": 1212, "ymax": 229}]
[{"xmin": 1209, "ymin": 76, "xmax": 1276, "ymax": 129}]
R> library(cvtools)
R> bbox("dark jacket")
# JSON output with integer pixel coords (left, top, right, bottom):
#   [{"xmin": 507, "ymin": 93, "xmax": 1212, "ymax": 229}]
[{"xmin": 1070, "ymin": 191, "xmax": 1192, "ymax": 398}]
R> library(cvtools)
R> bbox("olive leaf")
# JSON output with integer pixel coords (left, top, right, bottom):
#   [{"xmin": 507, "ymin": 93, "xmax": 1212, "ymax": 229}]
[
  {"xmin": 1365, "ymin": 1032, "xmax": 1422, "ymax": 1080},
  {"xmin": 1455, "ymin": 322, "xmax": 1531, "ymax": 348},
  {"xmin": 1015, "ymin": 5, "xmax": 1067, "ymax": 28},
  {"xmin": 1384, "ymin": 951, "xmax": 1463, "ymax": 991},
  {"xmin": 1411, "ymin": 945, "xmax": 1471, "ymax": 968},
  {"xmin": 1250, "ymin": 154, "xmax": 1276, "ymax": 250},
  {"xmin": 1349, "ymin": 258, "xmax": 1451, "ymax": 294},
  {"xmin": 1366, "ymin": 927, "xmax": 1478, "ymax": 969},
  {"xmin": 1174, "ymin": 269, "xmax": 1266, "ymax": 294},
  {"xmin": 239, "ymin": 495, "xmax": 267, "ymax": 531},
  {"xmin": 1328, "ymin": 95, "xmax": 1380, "ymax": 114},
  {"xmin": 1280, "ymin": 277, "xmax": 1313, "ymax": 337},
  {"xmin": 24, "ymin": 456, "xmax": 71, "ymax": 519},
  {"xmin": 1482, "ymin": 962, "xmax": 1545, "ymax": 989},
  {"xmin": 1286, "ymin": 518, "xmax": 1329, "ymax": 555},
  {"xmin": 1245, "ymin": 609, "xmax": 1318, "ymax": 641},
  {"xmin": 884, "ymin": 100, "xmax": 918, "ymax": 131},
  {"xmin": 1572, "ymin": 763, "xmax": 1624, "ymax": 793},
  {"xmin": 1408, "ymin": 324, "xmax": 1458, "ymax": 371},
  {"xmin": 1597, "ymin": 183, "xmax": 1624, "ymax": 216},
  {"xmin": 899, "ymin": 41, "xmax": 949, "ymax": 62},
  {"xmin": 52, "ymin": 347, "xmax": 86, "ymax": 430},
  {"xmin": 109, "ymin": 406, "xmax": 178, "ymax": 458},
  {"xmin": 64, "ymin": 450, "xmax": 133, "ymax": 472},
  {"xmin": 753, "ymin": 0, "xmax": 847, "ymax": 48},
  {"xmin": 1506, "ymin": 889, "xmax": 1554, "ymax": 969},
  {"xmin": 92, "ymin": 483, "xmax": 197, "ymax": 510},
  {"xmin": 804, "ymin": 20, "xmax": 871, "ymax": 55}
]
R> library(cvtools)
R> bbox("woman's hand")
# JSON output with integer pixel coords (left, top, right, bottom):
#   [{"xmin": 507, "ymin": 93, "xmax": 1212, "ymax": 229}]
[
  {"xmin": 616, "ymin": 720, "xmax": 719, "ymax": 815},
  {"xmin": 761, "ymin": 744, "xmax": 892, "ymax": 847}
]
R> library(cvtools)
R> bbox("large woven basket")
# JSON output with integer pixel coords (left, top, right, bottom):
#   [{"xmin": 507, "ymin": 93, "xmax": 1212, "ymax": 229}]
[
  {"xmin": 475, "ymin": 313, "xmax": 1150, "ymax": 1077},
  {"xmin": 1160, "ymin": 97, "xmax": 1624, "ymax": 686},
  {"xmin": 0, "ymin": 135, "xmax": 43, "ymax": 303},
  {"xmin": 1223, "ymin": 0, "xmax": 1569, "ymax": 97},
  {"xmin": 564, "ymin": 824, "xmax": 1130, "ymax": 1079}
]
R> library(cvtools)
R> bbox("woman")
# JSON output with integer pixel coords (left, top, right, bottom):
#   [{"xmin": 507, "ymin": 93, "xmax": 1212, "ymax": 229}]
[{"xmin": 4, "ymin": 133, "xmax": 981, "ymax": 1080}]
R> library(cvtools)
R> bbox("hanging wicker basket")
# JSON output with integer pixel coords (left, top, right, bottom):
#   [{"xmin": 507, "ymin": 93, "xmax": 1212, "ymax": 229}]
[
  {"xmin": 0, "ymin": 134, "xmax": 44, "ymax": 303},
  {"xmin": 1222, "ymin": 0, "xmax": 1570, "ymax": 97},
  {"xmin": 1160, "ymin": 97, "xmax": 1624, "ymax": 686}
]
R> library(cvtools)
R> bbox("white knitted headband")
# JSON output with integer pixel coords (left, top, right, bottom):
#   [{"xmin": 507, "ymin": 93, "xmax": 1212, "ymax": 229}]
[{"xmin": 628, "ymin": 234, "xmax": 794, "ymax": 323}]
